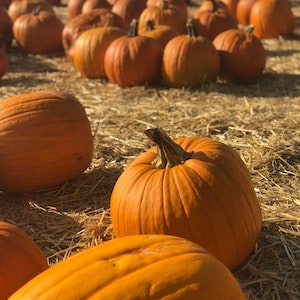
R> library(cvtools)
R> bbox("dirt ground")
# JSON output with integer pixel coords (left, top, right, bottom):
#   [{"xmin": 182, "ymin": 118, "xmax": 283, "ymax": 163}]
[{"xmin": 0, "ymin": 0, "xmax": 299, "ymax": 299}]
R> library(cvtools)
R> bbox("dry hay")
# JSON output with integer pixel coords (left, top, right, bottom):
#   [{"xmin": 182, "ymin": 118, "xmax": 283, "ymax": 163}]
[{"xmin": 0, "ymin": 0, "xmax": 299, "ymax": 299}]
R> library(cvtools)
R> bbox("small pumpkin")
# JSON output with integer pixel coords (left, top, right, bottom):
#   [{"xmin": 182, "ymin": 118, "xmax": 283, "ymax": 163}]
[
  {"xmin": 161, "ymin": 22, "xmax": 220, "ymax": 88},
  {"xmin": 192, "ymin": 0, "xmax": 238, "ymax": 40},
  {"xmin": 73, "ymin": 26, "xmax": 126, "ymax": 78},
  {"xmin": 0, "ymin": 90, "xmax": 93, "ymax": 194},
  {"xmin": 249, "ymin": 0, "xmax": 295, "ymax": 39},
  {"xmin": 62, "ymin": 8, "xmax": 127, "ymax": 61},
  {"xmin": 0, "ymin": 7, "xmax": 13, "ymax": 49},
  {"xmin": 81, "ymin": 0, "xmax": 112, "ymax": 14},
  {"xmin": 110, "ymin": 128, "xmax": 262, "ymax": 270},
  {"xmin": 138, "ymin": 0, "xmax": 187, "ymax": 34},
  {"xmin": 13, "ymin": 6, "xmax": 64, "ymax": 54},
  {"xmin": 213, "ymin": 26, "xmax": 267, "ymax": 83},
  {"xmin": 0, "ymin": 220, "xmax": 49, "ymax": 300},
  {"xmin": 9, "ymin": 234, "xmax": 246, "ymax": 299},
  {"xmin": 104, "ymin": 19, "xmax": 163, "ymax": 87},
  {"xmin": 8, "ymin": 0, "xmax": 54, "ymax": 23}
]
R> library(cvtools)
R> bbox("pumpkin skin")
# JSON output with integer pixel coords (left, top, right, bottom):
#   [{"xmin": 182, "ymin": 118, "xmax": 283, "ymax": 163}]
[
  {"xmin": 0, "ymin": 90, "xmax": 93, "ymax": 194},
  {"xmin": 81, "ymin": 0, "xmax": 112, "ymax": 14},
  {"xmin": 73, "ymin": 26, "xmax": 126, "ymax": 78},
  {"xmin": 236, "ymin": 0, "xmax": 257, "ymax": 25},
  {"xmin": 104, "ymin": 19, "xmax": 163, "ymax": 87},
  {"xmin": 110, "ymin": 128, "xmax": 262, "ymax": 270},
  {"xmin": 13, "ymin": 8, "xmax": 64, "ymax": 54},
  {"xmin": 249, "ymin": 0, "xmax": 295, "ymax": 39},
  {"xmin": 161, "ymin": 23, "xmax": 220, "ymax": 88},
  {"xmin": 62, "ymin": 8, "xmax": 127, "ymax": 61},
  {"xmin": 67, "ymin": 0, "xmax": 86, "ymax": 18},
  {"xmin": 8, "ymin": 0, "xmax": 54, "ymax": 23},
  {"xmin": 9, "ymin": 234, "xmax": 246, "ymax": 299},
  {"xmin": 213, "ymin": 26, "xmax": 267, "ymax": 83},
  {"xmin": 0, "ymin": 221, "xmax": 49, "ymax": 300}
]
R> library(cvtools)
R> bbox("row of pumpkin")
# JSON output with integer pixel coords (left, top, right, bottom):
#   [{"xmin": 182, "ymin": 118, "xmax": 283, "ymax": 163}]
[
  {"xmin": 0, "ymin": 89, "xmax": 262, "ymax": 298},
  {"xmin": 0, "ymin": 0, "xmax": 296, "ymax": 87}
]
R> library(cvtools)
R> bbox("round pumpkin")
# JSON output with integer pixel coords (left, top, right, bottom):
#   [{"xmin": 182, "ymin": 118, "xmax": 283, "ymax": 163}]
[
  {"xmin": 161, "ymin": 23, "xmax": 220, "ymax": 88},
  {"xmin": 81, "ymin": 0, "xmax": 112, "ymax": 14},
  {"xmin": 73, "ymin": 26, "xmax": 126, "ymax": 78},
  {"xmin": 0, "ymin": 221, "xmax": 49, "ymax": 299},
  {"xmin": 8, "ymin": 0, "xmax": 54, "ymax": 23},
  {"xmin": 0, "ymin": 90, "xmax": 93, "ymax": 194},
  {"xmin": 0, "ymin": 7, "xmax": 13, "ymax": 49},
  {"xmin": 104, "ymin": 19, "xmax": 163, "ymax": 87},
  {"xmin": 249, "ymin": 0, "xmax": 295, "ymax": 39},
  {"xmin": 236, "ymin": 0, "xmax": 257, "ymax": 25},
  {"xmin": 110, "ymin": 128, "xmax": 262, "ymax": 270},
  {"xmin": 13, "ymin": 6, "xmax": 64, "ymax": 54},
  {"xmin": 62, "ymin": 8, "xmax": 127, "ymax": 61},
  {"xmin": 9, "ymin": 234, "xmax": 246, "ymax": 299},
  {"xmin": 213, "ymin": 26, "xmax": 267, "ymax": 83}
]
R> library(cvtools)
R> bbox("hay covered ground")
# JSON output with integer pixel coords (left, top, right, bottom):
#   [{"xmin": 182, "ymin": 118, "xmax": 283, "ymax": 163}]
[{"xmin": 0, "ymin": 0, "xmax": 299, "ymax": 299}]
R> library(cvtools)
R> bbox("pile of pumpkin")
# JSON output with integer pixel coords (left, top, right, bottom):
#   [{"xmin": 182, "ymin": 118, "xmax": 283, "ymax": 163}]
[
  {"xmin": 0, "ymin": 89, "xmax": 263, "ymax": 299},
  {"xmin": 0, "ymin": 0, "xmax": 296, "ymax": 87}
]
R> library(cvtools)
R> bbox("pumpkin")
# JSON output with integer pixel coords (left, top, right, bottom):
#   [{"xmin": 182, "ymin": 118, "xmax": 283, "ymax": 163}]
[
  {"xmin": 192, "ymin": 0, "xmax": 238, "ymax": 40},
  {"xmin": 0, "ymin": 221, "xmax": 49, "ymax": 300},
  {"xmin": 110, "ymin": 128, "xmax": 262, "ymax": 270},
  {"xmin": 9, "ymin": 234, "xmax": 246, "ymax": 299},
  {"xmin": 139, "ymin": 19, "xmax": 179, "ymax": 48},
  {"xmin": 236, "ymin": 0, "xmax": 257, "ymax": 25},
  {"xmin": 13, "ymin": 6, "xmax": 64, "ymax": 54},
  {"xmin": 111, "ymin": 0, "xmax": 147, "ymax": 28},
  {"xmin": 67, "ymin": 0, "xmax": 86, "ymax": 19},
  {"xmin": 0, "ymin": 90, "xmax": 93, "ymax": 194},
  {"xmin": 249, "ymin": 0, "xmax": 295, "ymax": 39},
  {"xmin": 62, "ymin": 8, "xmax": 127, "ymax": 61},
  {"xmin": 219, "ymin": 0, "xmax": 239, "ymax": 17},
  {"xmin": 138, "ymin": 0, "xmax": 187, "ymax": 34},
  {"xmin": 0, "ymin": 7, "xmax": 13, "ymax": 49},
  {"xmin": 8, "ymin": 0, "xmax": 54, "ymax": 23},
  {"xmin": 73, "ymin": 26, "xmax": 126, "ymax": 78},
  {"xmin": 104, "ymin": 19, "xmax": 163, "ymax": 87},
  {"xmin": 161, "ymin": 22, "xmax": 220, "ymax": 88},
  {"xmin": 0, "ymin": 44, "xmax": 9, "ymax": 78},
  {"xmin": 198, "ymin": 0, "xmax": 229, "ymax": 14},
  {"xmin": 213, "ymin": 26, "xmax": 266, "ymax": 83},
  {"xmin": 81, "ymin": 0, "xmax": 112, "ymax": 14}
]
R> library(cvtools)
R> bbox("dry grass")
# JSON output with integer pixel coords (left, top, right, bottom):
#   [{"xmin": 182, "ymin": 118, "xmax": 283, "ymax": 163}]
[{"xmin": 0, "ymin": 0, "xmax": 299, "ymax": 299}]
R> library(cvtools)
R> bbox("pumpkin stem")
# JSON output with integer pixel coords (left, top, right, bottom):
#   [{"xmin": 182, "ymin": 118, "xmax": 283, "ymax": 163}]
[
  {"xmin": 159, "ymin": 0, "xmax": 168, "ymax": 10},
  {"xmin": 145, "ymin": 128, "xmax": 193, "ymax": 169},
  {"xmin": 209, "ymin": 0, "xmax": 218, "ymax": 13},
  {"xmin": 128, "ymin": 19, "xmax": 139, "ymax": 37},
  {"xmin": 244, "ymin": 25, "xmax": 255, "ymax": 34},
  {"xmin": 186, "ymin": 22, "xmax": 198, "ymax": 38},
  {"xmin": 145, "ymin": 20, "xmax": 155, "ymax": 31},
  {"xmin": 32, "ymin": 5, "xmax": 42, "ymax": 15}
]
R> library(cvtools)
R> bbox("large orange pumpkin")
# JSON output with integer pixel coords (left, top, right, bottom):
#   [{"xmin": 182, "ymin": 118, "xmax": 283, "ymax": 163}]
[
  {"xmin": 0, "ymin": 221, "xmax": 49, "ymax": 300},
  {"xmin": 110, "ymin": 128, "xmax": 262, "ymax": 270},
  {"xmin": 9, "ymin": 234, "xmax": 246, "ymax": 299},
  {"xmin": 0, "ymin": 90, "xmax": 93, "ymax": 194}
]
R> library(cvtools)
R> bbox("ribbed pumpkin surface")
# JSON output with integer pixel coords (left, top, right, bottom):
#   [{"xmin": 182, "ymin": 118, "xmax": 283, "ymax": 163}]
[
  {"xmin": 0, "ymin": 90, "xmax": 93, "ymax": 194},
  {"xmin": 0, "ymin": 221, "xmax": 49, "ymax": 300},
  {"xmin": 110, "ymin": 135, "xmax": 262, "ymax": 270},
  {"xmin": 9, "ymin": 234, "xmax": 246, "ymax": 299}
]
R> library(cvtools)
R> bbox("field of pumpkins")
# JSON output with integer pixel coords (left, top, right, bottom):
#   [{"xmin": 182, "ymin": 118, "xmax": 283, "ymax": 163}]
[{"xmin": 0, "ymin": 0, "xmax": 299, "ymax": 299}]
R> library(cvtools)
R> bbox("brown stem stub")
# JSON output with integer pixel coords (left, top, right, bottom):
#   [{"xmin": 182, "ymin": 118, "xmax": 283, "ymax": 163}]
[{"xmin": 145, "ymin": 128, "xmax": 193, "ymax": 169}]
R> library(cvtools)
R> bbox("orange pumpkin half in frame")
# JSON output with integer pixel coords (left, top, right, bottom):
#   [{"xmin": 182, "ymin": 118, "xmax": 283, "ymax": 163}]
[
  {"xmin": 0, "ymin": 221, "xmax": 49, "ymax": 300},
  {"xmin": 110, "ymin": 128, "xmax": 262, "ymax": 271},
  {"xmin": 0, "ymin": 90, "xmax": 93, "ymax": 194}
]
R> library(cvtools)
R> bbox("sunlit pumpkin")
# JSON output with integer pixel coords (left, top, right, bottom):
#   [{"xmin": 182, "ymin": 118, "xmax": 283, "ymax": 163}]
[{"xmin": 110, "ymin": 128, "xmax": 262, "ymax": 270}]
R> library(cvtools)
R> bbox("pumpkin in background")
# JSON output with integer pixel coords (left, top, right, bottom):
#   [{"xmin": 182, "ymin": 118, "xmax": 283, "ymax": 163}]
[
  {"xmin": 81, "ymin": 0, "xmax": 112, "ymax": 14},
  {"xmin": 161, "ymin": 23, "xmax": 220, "ymax": 88},
  {"xmin": 0, "ymin": 45, "xmax": 9, "ymax": 78},
  {"xmin": 9, "ymin": 234, "xmax": 246, "ymax": 299},
  {"xmin": 110, "ymin": 128, "xmax": 262, "ymax": 270},
  {"xmin": 104, "ymin": 19, "xmax": 163, "ymax": 87},
  {"xmin": 0, "ymin": 7, "xmax": 13, "ymax": 49},
  {"xmin": 139, "ymin": 19, "xmax": 179, "ymax": 48},
  {"xmin": 249, "ymin": 0, "xmax": 295, "ymax": 39},
  {"xmin": 0, "ymin": 90, "xmax": 93, "ymax": 194},
  {"xmin": 138, "ymin": 0, "xmax": 187, "ymax": 34},
  {"xmin": 0, "ymin": 220, "xmax": 49, "ymax": 300},
  {"xmin": 198, "ymin": 0, "xmax": 229, "ymax": 14},
  {"xmin": 62, "ymin": 8, "xmax": 127, "ymax": 61},
  {"xmin": 8, "ymin": 0, "xmax": 54, "ymax": 23},
  {"xmin": 13, "ymin": 6, "xmax": 64, "ymax": 54},
  {"xmin": 192, "ymin": 0, "xmax": 238, "ymax": 40},
  {"xmin": 236, "ymin": 0, "xmax": 257, "ymax": 25},
  {"xmin": 73, "ymin": 26, "xmax": 126, "ymax": 78},
  {"xmin": 220, "ymin": 0, "xmax": 239, "ymax": 17},
  {"xmin": 213, "ymin": 26, "xmax": 266, "ymax": 83},
  {"xmin": 67, "ymin": 0, "xmax": 86, "ymax": 18},
  {"xmin": 111, "ymin": 0, "xmax": 147, "ymax": 28}
]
